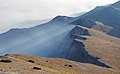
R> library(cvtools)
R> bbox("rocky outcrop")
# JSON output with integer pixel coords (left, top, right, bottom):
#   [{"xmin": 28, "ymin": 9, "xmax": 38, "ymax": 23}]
[
  {"xmin": 33, "ymin": 67, "xmax": 41, "ymax": 70},
  {"xmin": 71, "ymin": 26, "xmax": 90, "ymax": 36},
  {"xmin": 71, "ymin": 19, "xmax": 96, "ymax": 28},
  {"xmin": 0, "ymin": 60, "xmax": 12, "ymax": 63}
]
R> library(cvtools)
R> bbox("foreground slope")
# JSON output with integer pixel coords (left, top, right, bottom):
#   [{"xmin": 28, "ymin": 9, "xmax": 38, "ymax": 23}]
[{"xmin": 0, "ymin": 54, "xmax": 119, "ymax": 74}]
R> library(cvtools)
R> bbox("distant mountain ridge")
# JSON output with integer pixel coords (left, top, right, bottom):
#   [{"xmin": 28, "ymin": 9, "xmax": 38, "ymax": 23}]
[
  {"xmin": 111, "ymin": 1, "xmax": 120, "ymax": 8},
  {"xmin": 76, "ymin": 1, "xmax": 120, "ymax": 37}
]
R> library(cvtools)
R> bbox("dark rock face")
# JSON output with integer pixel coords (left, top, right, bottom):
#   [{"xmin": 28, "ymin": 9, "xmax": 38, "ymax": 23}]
[
  {"xmin": 71, "ymin": 26, "xmax": 91, "ymax": 36},
  {"xmin": 48, "ymin": 26, "xmax": 111, "ymax": 68},
  {"xmin": 71, "ymin": 19, "xmax": 96, "ymax": 28},
  {"xmin": 66, "ymin": 40, "xmax": 111, "ymax": 68}
]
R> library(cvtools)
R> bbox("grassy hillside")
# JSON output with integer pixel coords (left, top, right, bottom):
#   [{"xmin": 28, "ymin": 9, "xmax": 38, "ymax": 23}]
[
  {"xmin": 0, "ymin": 28, "xmax": 120, "ymax": 74},
  {"xmin": 0, "ymin": 54, "xmax": 119, "ymax": 74}
]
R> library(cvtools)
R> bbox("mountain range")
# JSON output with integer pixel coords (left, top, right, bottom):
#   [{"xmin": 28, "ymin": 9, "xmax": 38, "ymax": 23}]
[{"xmin": 0, "ymin": 1, "xmax": 120, "ymax": 74}]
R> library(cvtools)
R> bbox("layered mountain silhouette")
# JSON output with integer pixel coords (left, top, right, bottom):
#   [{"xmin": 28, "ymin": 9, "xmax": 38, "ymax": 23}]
[
  {"xmin": 0, "ymin": 15, "xmax": 111, "ymax": 68},
  {"xmin": 0, "ymin": 1, "xmax": 120, "ymax": 69},
  {"xmin": 77, "ymin": 1, "xmax": 120, "ymax": 37}
]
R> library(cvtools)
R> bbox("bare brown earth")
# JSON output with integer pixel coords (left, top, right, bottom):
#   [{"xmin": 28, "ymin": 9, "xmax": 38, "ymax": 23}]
[
  {"xmin": 0, "ymin": 54, "xmax": 119, "ymax": 74},
  {"xmin": 0, "ymin": 27, "xmax": 120, "ymax": 74}
]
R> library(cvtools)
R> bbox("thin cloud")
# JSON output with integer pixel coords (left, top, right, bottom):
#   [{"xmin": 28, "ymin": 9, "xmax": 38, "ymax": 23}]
[{"xmin": 0, "ymin": 0, "xmax": 118, "ymax": 33}]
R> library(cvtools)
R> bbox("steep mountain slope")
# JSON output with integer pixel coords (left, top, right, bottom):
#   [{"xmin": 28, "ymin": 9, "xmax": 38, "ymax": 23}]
[
  {"xmin": 0, "ymin": 14, "xmax": 117, "ymax": 68},
  {"xmin": 71, "ymin": 18, "xmax": 112, "ymax": 33},
  {"xmin": 75, "ymin": 1, "xmax": 120, "ymax": 37},
  {"xmin": 0, "ymin": 54, "xmax": 119, "ymax": 74},
  {"xmin": 111, "ymin": 1, "xmax": 120, "ymax": 8},
  {"xmin": 0, "ymin": 16, "xmax": 75, "ymax": 56},
  {"xmin": 0, "ymin": 26, "xmax": 120, "ymax": 74},
  {"xmin": 80, "ymin": 27, "xmax": 120, "ymax": 70}
]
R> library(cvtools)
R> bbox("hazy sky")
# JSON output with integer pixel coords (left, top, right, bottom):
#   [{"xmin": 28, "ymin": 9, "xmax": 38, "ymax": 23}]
[{"xmin": 0, "ymin": 0, "xmax": 119, "ymax": 33}]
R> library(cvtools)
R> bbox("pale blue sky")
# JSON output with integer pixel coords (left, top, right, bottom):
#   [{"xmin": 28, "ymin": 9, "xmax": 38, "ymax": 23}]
[{"xmin": 0, "ymin": 0, "xmax": 119, "ymax": 33}]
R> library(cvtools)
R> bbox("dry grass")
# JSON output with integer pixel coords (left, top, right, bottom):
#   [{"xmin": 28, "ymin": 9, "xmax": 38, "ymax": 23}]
[
  {"xmin": 81, "ymin": 28, "xmax": 120, "ymax": 70},
  {"xmin": 0, "ymin": 26, "xmax": 120, "ymax": 74},
  {"xmin": 0, "ymin": 54, "xmax": 119, "ymax": 74}
]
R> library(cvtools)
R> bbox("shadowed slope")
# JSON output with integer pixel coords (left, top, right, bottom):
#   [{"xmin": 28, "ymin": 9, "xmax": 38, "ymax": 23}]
[
  {"xmin": 76, "ymin": 1, "xmax": 120, "ymax": 38},
  {"xmin": 0, "ymin": 19, "xmax": 111, "ymax": 68}
]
